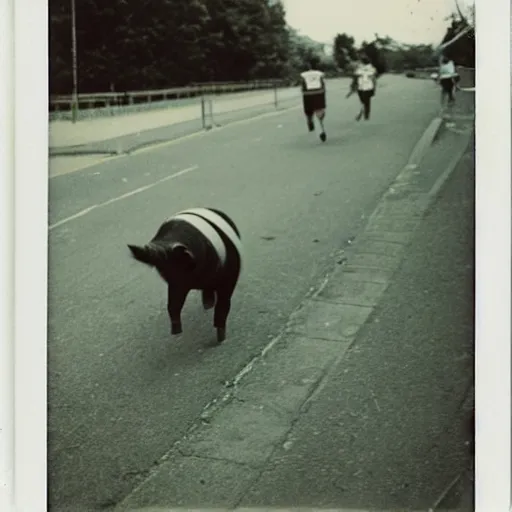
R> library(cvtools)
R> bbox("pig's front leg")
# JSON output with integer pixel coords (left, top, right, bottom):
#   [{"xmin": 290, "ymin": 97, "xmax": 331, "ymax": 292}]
[{"xmin": 167, "ymin": 285, "xmax": 189, "ymax": 335}]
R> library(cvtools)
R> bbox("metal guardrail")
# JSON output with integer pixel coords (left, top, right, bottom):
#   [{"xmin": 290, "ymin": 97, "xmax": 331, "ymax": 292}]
[
  {"xmin": 407, "ymin": 65, "xmax": 474, "ymax": 75},
  {"xmin": 405, "ymin": 66, "xmax": 475, "ymax": 87},
  {"xmin": 49, "ymin": 80, "xmax": 288, "ymax": 112}
]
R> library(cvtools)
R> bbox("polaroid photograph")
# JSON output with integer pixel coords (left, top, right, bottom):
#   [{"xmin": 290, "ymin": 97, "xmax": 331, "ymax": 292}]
[{"xmin": 2, "ymin": 0, "xmax": 511, "ymax": 510}]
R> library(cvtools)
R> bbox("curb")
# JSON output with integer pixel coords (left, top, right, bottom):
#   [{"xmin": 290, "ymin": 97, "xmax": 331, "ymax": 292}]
[
  {"xmin": 119, "ymin": 509, "xmax": 462, "ymax": 512},
  {"xmin": 48, "ymin": 104, "xmax": 302, "ymax": 179},
  {"xmin": 407, "ymin": 117, "xmax": 443, "ymax": 166},
  {"xmin": 114, "ymin": 116, "xmax": 470, "ymax": 511},
  {"xmin": 49, "ymin": 149, "xmax": 121, "ymax": 157},
  {"xmin": 49, "ymin": 104, "xmax": 300, "ymax": 160},
  {"xmin": 422, "ymin": 132, "xmax": 473, "ymax": 212}
]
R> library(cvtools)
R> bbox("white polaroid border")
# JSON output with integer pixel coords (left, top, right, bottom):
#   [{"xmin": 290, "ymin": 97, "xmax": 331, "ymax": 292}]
[
  {"xmin": 475, "ymin": 0, "xmax": 512, "ymax": 510},
  {"xmin": 3, "ymin": 0, "xmax": 512, "ymax": 511},
  {"xmin": 9, "ymin": 0, "xmax": 49, "ymax": 510},
  {"xmin": 0, "ymin": 0, "xmax": 14, "ymax": 509}
]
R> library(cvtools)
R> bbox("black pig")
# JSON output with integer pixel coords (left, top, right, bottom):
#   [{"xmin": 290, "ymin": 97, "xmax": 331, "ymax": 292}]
[{"xmin": 128, "ymin": 208, "xmax": 242, "ymax": 343}]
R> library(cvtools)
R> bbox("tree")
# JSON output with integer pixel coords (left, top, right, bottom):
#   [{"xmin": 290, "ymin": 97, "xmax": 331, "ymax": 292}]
[
  {"xmin": 360, "ymin": 40, "xmax": 387, "ymax": 76},
  {"xmin": 439, "ymin": 8, "xmax": 475, "ymax": 67},
  {"xmin": 49, "ymin": 0, "xmax": 294, "ymax": 93},
  {"xmin": 333, "ymin": 33, "xmax": 357, "ymax": 71},
  {"xmin": 247, "ymin": 0, "xmax": 291, "ymax": 79},
  {"xmin": 285, "ymin": 28, "xmax": 332, "ymax": 78},
  {"xmin": 49, "ymin": 0, "xmax": 73, "ymax": 94}
]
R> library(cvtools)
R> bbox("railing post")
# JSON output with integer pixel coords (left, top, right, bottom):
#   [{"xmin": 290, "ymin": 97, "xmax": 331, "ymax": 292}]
[{"xmin": 201, "ymin": 91, "xmax": 206, "ymax": 129}]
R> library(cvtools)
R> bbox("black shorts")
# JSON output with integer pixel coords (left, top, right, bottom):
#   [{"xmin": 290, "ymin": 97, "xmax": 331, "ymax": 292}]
[
  {"xmin": 302, "ymin": 91, "xmax": 326, "ymax": 116},
  {"xmin": 440, "ymin": 78, "xmax": 454, "ymax": 93},
  {"xmin": 357, "ymin": 90, "xmax": 374, "ymax": 103}
]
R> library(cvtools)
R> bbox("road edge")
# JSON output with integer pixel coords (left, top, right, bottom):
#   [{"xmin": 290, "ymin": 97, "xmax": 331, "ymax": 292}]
[
  {"xmin": 48, "ymin": 105, "xmax": 301, "ymax": 177},
  {"xmin": 113, "ymin": 116, "xmax": 471, "ymax": 511}
]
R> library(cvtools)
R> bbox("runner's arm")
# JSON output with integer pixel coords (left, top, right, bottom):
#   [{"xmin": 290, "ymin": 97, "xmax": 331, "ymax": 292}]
[{"xmin": 346, "ymin": 74, "xmax": 358, "ymax": 98}]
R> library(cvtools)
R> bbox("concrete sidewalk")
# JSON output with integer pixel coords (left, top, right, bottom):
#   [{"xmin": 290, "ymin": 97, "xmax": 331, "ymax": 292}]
[
  {"xmin": 48, "ymin": 84, "xmax": 306, "ymax": 153},
  {"xmin": 111, "ymin": 102, "xmax": 474, "ymax": 510}
]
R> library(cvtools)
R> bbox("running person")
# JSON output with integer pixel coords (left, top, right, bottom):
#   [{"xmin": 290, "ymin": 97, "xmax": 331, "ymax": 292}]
[
  {"xmin": 349, "ymin": 53, "xmax": 377, "ymax": 121},
  {"xmin": 300, "ymin": 66, "xmax": 327, "ymax": 142},
  {"xmin": 438, "ymin": 54, "xmax": 458, "ymax": 108}
]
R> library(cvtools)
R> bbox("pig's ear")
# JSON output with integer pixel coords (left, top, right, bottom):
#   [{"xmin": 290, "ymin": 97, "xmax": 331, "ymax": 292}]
[{"xmin": 169, "ymin": 244, "xmax": 196, "ymax": 272}]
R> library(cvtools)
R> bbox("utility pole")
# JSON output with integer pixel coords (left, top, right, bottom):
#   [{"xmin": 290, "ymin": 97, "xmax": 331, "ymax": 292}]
[{"xmin": 71, "ymin": 0, "xmax": 78, "ymax": 123}]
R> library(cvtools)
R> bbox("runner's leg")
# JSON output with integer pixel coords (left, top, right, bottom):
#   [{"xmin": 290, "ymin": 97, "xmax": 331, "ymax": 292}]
[
  {"xmin": 316, "ymin": 109, "xmax": 326, "ymax": 142},
  {"xmin": 356, "ymin": 91, "xmax": 365, "ymax": 121},
  {"xmin": 363, "ymin": 92, "xmax": 371, "ymax": 120},
  {"xmin": 306, "ymin": 114, "xmax": 315, "ymax": 131},
  {"xmin": 303, "ymin": 95, "xmax": 315, "ymax": 131},
  {"xmin": 448, "ymin": 80, "xmax": 455, "ymax": 103}
]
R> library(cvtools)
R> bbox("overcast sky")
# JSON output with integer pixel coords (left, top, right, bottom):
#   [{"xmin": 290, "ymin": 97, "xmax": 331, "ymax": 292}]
[{"xmin": 281, "ymin": 0, "xmax": 473, "ymax": 46}]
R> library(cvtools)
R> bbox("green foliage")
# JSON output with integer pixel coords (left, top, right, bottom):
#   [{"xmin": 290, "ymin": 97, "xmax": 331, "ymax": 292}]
[
  {"xmin": 50, "ymin": 0, "xmax": 294, "ymax": 93},
  {"xmin": 282, "ymin": 28, "xmax": 335, "ymax": 79},
  {"xmin": 348, "ymin": 35, "xmax": 437, "ymax": 75},
  {"xmin": 360, "ymin": 40, "xmax": 387, "ymax": 75},
  {"xmin": 333, "ymin": 33, "xmax": 357, "ymax": 71},
  {"xmin": 49, "ymin": 0, "xmax": 474, "ymax": 95},
  {"xmin": 382, "ymin": 42, "xmax": 437, "ymax": 72},
  {"xmin": 440, "ymin": 16, "xmax": 475, "ymax": 67}
]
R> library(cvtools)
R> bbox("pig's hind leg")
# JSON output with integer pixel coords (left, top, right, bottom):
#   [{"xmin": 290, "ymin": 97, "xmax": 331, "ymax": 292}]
[
  {"xmin": 201, "ymin": 289, "xmax": 216, "ymax": 310},
  {"xmin": 213, "ymin": 274, "xmax": 239, "ymax": 343},
  {"xmin": 213, "ymin": 291, "xmax": 232, "ymax": 343}
]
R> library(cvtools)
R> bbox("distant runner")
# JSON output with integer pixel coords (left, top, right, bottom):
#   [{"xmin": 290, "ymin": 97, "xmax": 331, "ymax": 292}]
[
  {"xmin": 300, "ymin": 67, "xmax": 327, "ymax": 142},
  {"xmin": 347, "ymin": 53, "xmax": 378, "ymax": 121},
  {"xmin": 438, "ymin": 54, "xmax": 459, "ymax": 108}
]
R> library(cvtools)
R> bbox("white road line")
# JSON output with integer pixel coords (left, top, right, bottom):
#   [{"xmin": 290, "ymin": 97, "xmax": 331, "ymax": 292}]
[
  {"xmin": 129, "ymin": 105, "xmax": 299, "ymax": 156},
  {"xmin": 49, "ymin": 165, "xmax": 199, "ymax": 231},
  {"xmin": 48, "ymin": 153, "xmax": 126, "ymax": 179}
]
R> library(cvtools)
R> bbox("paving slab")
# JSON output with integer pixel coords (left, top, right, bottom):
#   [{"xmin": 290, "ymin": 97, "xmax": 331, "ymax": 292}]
[
  {"xmin": 316, "ymin": 274, "xmax": 390, "ymax": 307},
  {"xmin": 364, "ymin": 217, "xmax": 422, "ymax": 233},
  {"xmin": 349, "ymin": 239, "xmax": 407, "ymax": 259},
  {"xmin": 234, "ymin": 336, "xmax": 345, "ymax": 418},
  {"xmin": 179, "ymin": 401, "xmax": 290, "ymax": 466},
  {"xmin": 286, "ymin": 299, "xmax": 374, "ymax": 341},
  {"xmin": 116, "ymin": 456, "xmax": 258, "ymax": 510},
  {"xmin": 345, "ymin": 252, "xmax": 404, "ymax": 271},
  {"xmin": 339, "ymin": 266, "xmax": 398, "ymax": 284}
]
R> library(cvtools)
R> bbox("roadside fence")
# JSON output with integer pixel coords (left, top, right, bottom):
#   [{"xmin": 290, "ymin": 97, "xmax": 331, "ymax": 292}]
[
  {"xmin": 405, "ymin": 66, "xmax": 475, "ymax": 91},
  {"xmin": 49, "ymin": 79, "xmax": 294, "ymax": 123}
]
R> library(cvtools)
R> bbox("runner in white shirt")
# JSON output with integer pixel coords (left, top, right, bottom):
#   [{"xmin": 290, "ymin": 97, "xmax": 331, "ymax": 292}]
[
  {"xmin": 438, "ymin": 55, "xmax": 458, "ymax": 107},
  {"xmin": 348, "ymin": 53, "xmax": 377, "ymax": 121},
  {"xmin": 300, "ymin": 66, "xmax": 327, "ymax": 142}
]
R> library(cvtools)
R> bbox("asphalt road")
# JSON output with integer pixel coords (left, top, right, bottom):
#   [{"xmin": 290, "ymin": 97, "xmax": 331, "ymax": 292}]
[{"xmin": 48, "ymin": 75, "xmax": 442, "ymax": 510}]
